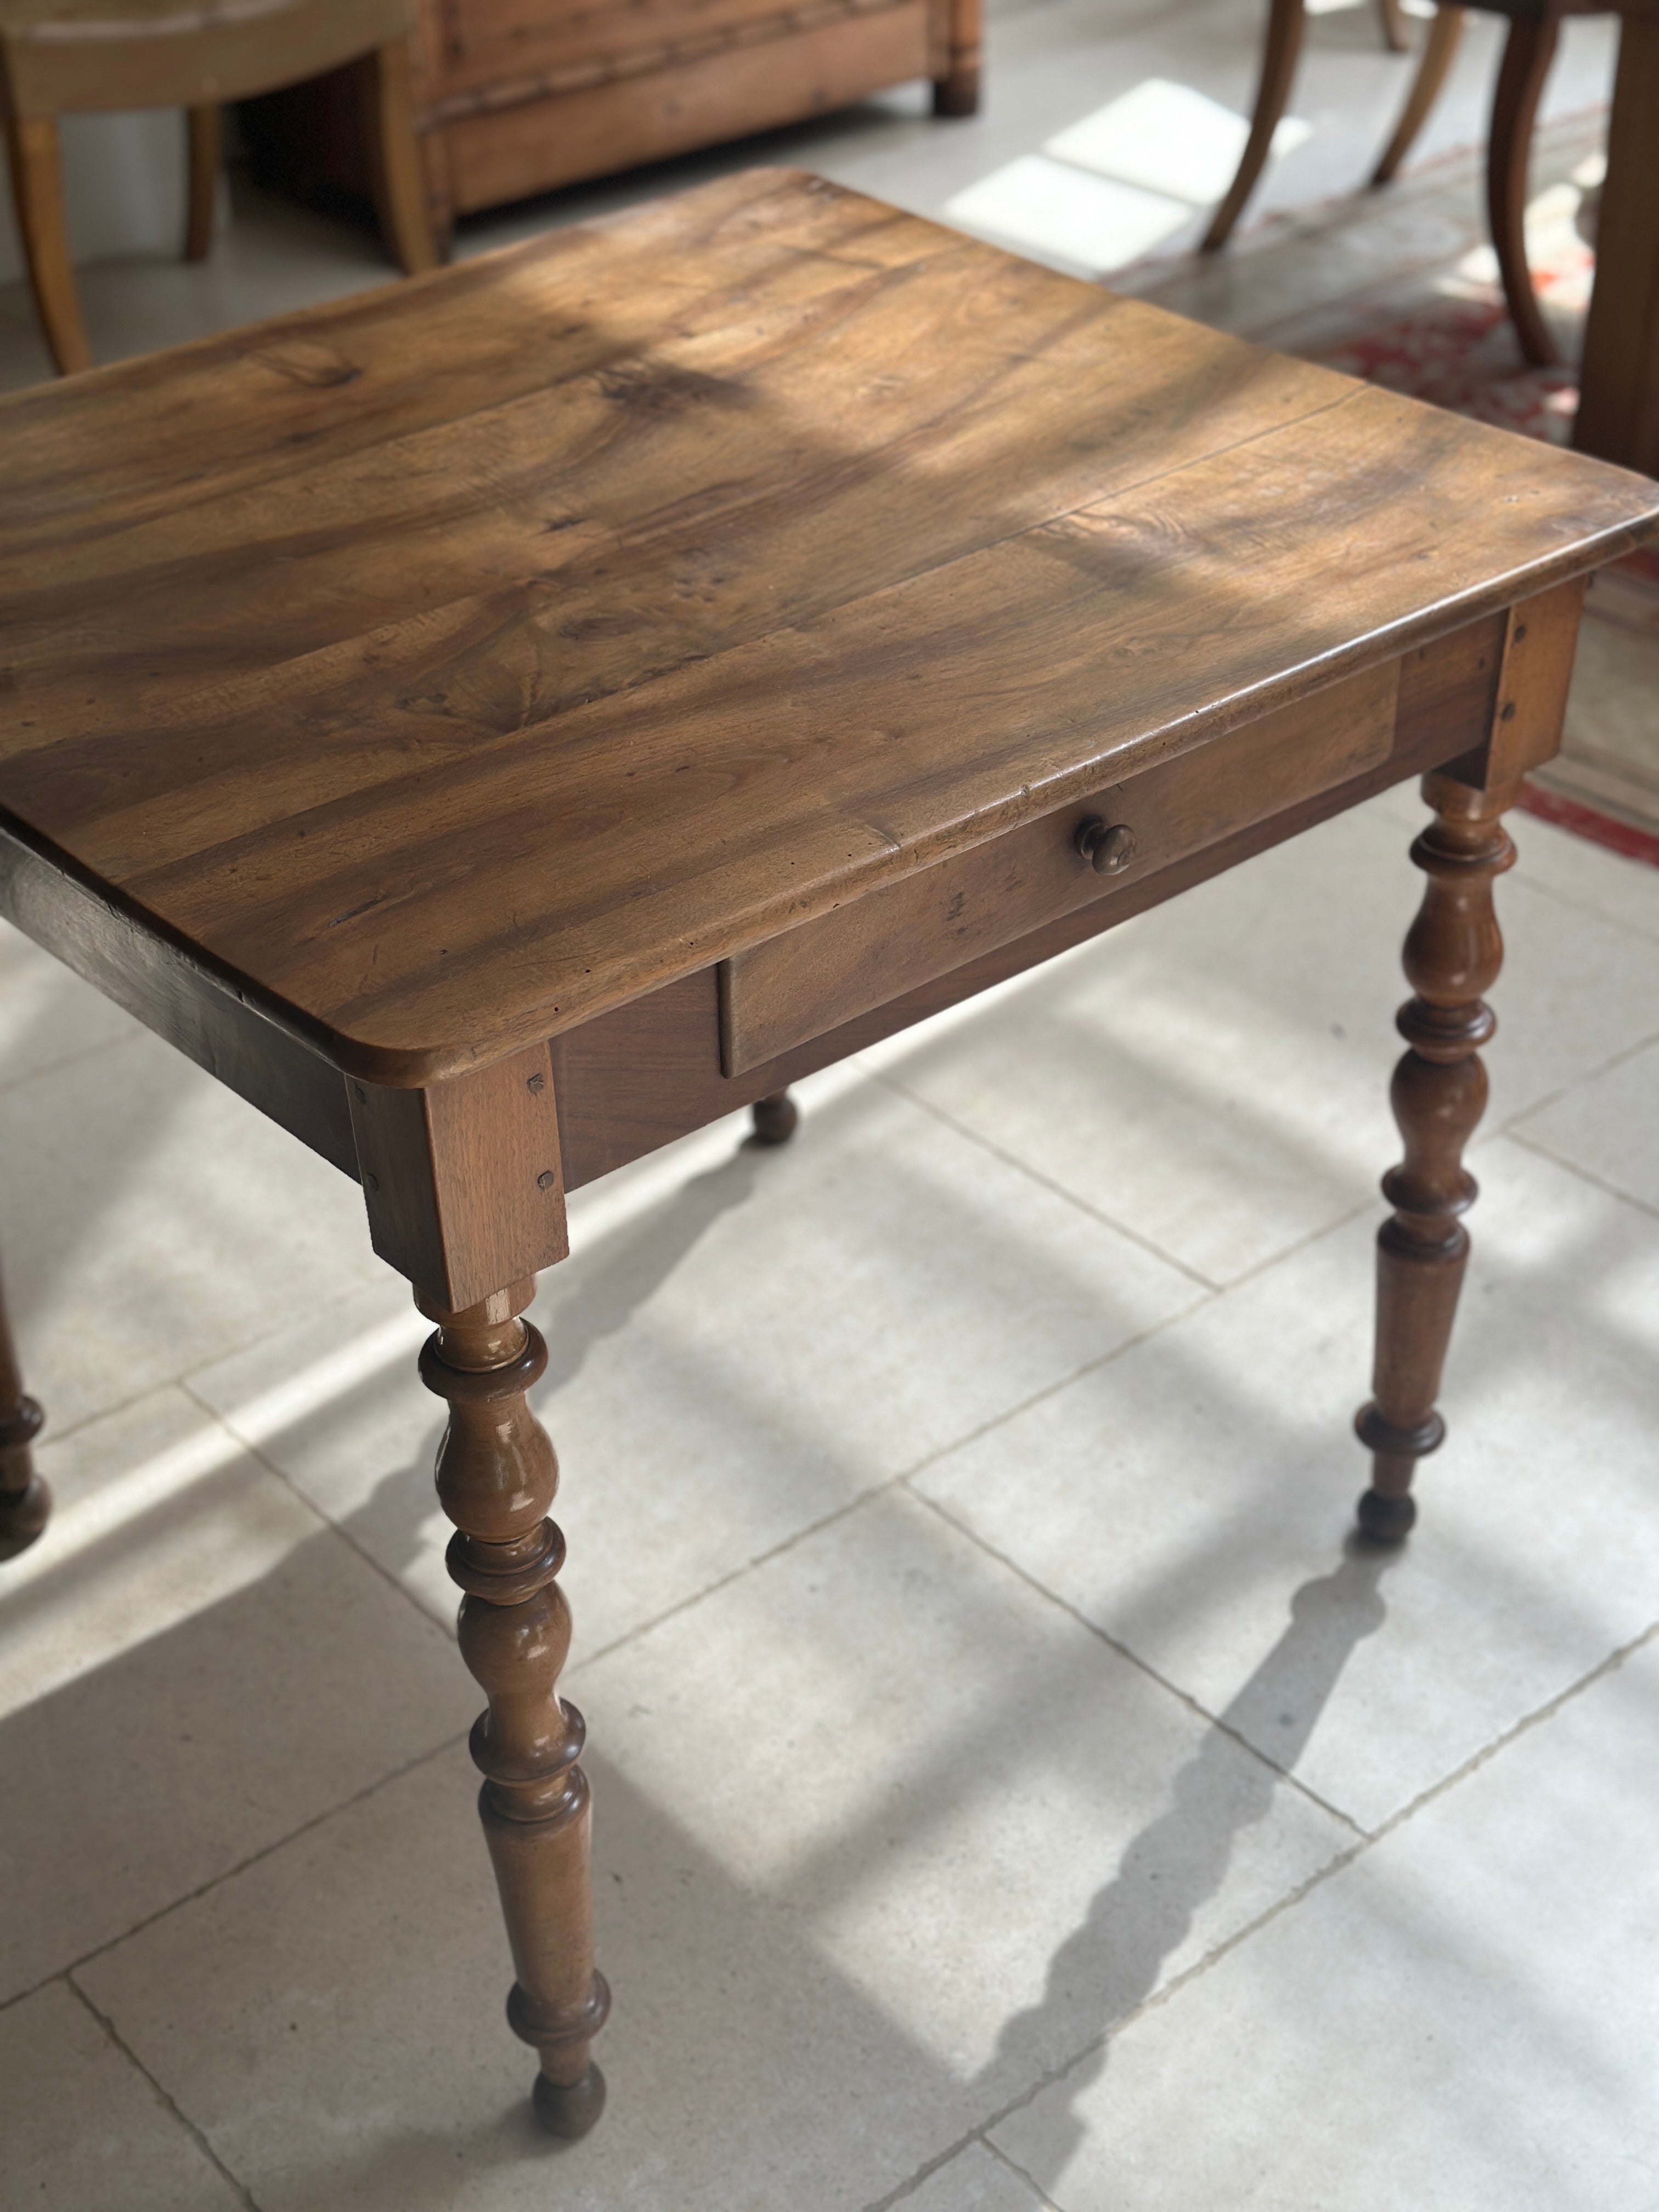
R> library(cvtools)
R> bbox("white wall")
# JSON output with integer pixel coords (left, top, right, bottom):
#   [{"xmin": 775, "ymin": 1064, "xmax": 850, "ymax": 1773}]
[{"xmin": 0, "ymin": 111, "xmax": 186, "ymax": 286}]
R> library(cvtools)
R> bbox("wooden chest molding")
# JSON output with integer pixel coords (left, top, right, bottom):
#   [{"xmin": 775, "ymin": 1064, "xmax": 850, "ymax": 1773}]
[
  {"xmin": 246, "ymin": 0, "xmax": 978, "ymax": 228},
  {"xmin": 422, "ymin": 3, "xmax": 936, "ymax": 220},
  {"xmin": 417, "ymin": 0, "xmax": 922, "ymax": 108}
]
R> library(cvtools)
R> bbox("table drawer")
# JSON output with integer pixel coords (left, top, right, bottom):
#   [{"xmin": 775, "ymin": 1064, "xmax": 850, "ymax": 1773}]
[{"xmin": 720, "ymin": 658, "xmax": 1399, "ymax": 1075}]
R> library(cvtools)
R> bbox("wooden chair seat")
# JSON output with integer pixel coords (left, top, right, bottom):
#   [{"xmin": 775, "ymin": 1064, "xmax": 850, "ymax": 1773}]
[
  {"xmin": 1205, "ymin": 0, "xmax": 1644, "ymax": 369},
  {"xmin": 1, "ymin": 0, "xmax": 437, "ymax": 376}
]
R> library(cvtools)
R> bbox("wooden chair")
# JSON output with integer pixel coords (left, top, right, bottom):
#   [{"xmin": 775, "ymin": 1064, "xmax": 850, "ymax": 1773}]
[
  {"xmin": 1372, "ymin": 3, "xmax": 1623, "ymax": 368},
  {"xmin": 1203, "ymin": 0, "xmax": 1417, "ymax": 252},
  {"xmin": 1, "ymin": 0, "xmax": 438, "ymax": 377},
  {"xmin": 1206, "ymin": 0, "xmax": 1626, "ymax": 370}
]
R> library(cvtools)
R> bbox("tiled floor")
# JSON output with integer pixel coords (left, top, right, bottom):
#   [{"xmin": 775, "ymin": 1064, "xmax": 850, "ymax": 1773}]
[{"xmin": 4, "ymin": 3, "xmax": 1659, "ymax": 2208}]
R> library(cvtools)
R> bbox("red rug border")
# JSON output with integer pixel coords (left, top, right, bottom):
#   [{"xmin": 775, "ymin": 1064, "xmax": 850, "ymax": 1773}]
[{"xmin": 1517, "ymin": 780, "xmax": 1659, "ymax": 871}]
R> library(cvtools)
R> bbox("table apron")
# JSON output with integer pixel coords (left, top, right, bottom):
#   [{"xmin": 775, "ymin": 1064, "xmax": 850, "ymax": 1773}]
[{"xmin": 0, "ymin": 586, "xmax": 1588, "ymax": 1312}]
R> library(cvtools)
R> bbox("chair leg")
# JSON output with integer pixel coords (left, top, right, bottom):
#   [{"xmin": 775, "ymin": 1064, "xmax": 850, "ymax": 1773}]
[
  {"xmin": 3, "ymin": 114, "xmax": 92, "ymax": 376},
  {"xmin": 1373, "ymin": 6, "xmax": 1466, "ymax": 185},
  {"xmin": 184, "ymin": 105, "xmax": 222, "ymax": 262},
  {"xmin": 1488, "ymin": 11, "xmax": 1562, "ymax": 368},
  {"xmin": 1204, "ymin": 0, "xmax": 1306, "ymax": 253},
  {"xmin": 932, "ymin": 0, "xmax": 981, "ymax": 115},
  {"xmin": 359, "ymin": 42, "xmax": 441, "ymax": 276},
  {"xmin": 1375, "ymin": 0, "xmax": 1410, "ymax": 55}
]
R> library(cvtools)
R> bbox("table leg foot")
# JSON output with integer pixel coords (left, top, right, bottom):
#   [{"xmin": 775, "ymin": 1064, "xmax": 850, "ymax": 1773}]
[
  {"xmin": 0, "ymin": 1269, "xmax": 47, "ymax": 1561},
  {"xmin": 0, "ymin": 1460, "xmax": 49, "ymax": 1560},
  {"xmin": 1355, "ymin": 771, "xmax": 1514, "ymax": 1539},
  {"xmin": 751, "ymin": 1089, "xmax": 799, "ymax": 1146},
  {"xmin": 420, "ymin": 1279, "xmax": 609, "ymax": 2136},
  {"xmin": 532, "ymin": 2055, "xmax": 608, "ymax": 2140}
]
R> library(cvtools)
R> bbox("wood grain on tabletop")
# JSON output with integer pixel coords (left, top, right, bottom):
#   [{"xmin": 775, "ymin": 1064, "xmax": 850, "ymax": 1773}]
[{"xmin": 0, "ymin": 167, "xmax": 1654, "ymax": 1087}]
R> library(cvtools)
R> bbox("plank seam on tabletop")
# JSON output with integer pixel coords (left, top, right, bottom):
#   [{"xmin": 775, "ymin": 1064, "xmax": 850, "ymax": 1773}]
[{"xmin": 65, "ymin": 1973, "xmax": 265, "ymax": 2212}]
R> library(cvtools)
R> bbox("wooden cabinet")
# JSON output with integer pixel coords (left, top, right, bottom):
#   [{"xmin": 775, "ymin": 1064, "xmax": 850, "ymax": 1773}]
[{"xmin": 243, "ymin": 0, "xmax": 979, "ymax": 232}]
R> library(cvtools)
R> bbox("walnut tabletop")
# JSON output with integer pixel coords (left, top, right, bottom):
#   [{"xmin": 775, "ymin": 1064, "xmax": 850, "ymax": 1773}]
[
  {"xmin": 1, "ymin": 167, "xmax": 1656, "ymax": 2141},
  {"xmin": 0, "ymin": 168, "xmax": 1650, "ymax": 1086}
]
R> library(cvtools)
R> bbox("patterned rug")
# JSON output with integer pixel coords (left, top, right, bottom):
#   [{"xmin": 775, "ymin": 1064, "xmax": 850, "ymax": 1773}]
[{"xmin": 1302, "ymin": 203, "xmax": 1659, "ymax": 865}]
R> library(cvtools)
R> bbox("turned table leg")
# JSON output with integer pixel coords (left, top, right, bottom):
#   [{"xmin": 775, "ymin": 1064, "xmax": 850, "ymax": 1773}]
[
  {"xmin": 420, "ymin": 1277, "xmax": 608, "ymax": 2136},
  {"xmin": 1356, "ymin": 770, "xmax": 1516, "ymax": 1541},
  {"xmin": 0, "ymin": 1263, "xmax": 47, "ymax": 1561}
]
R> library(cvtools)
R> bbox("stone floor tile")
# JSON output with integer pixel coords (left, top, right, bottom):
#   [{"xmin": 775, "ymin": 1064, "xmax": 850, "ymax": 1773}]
[
  {"xmin": 0, "ymin": 1386, "xmax": 476, "ymax": 2000},
  {"xmin": 913, "ymin": 1138, "xmax": 1659, "ymax": 1831},
  {"xmin": 862, "ymin": 800, "xmax": 1659, "ymax": 1285},
  {"xmin": 1507, "ymin": 808, "xmax": 1659, "ymax": 946},
  {"xmin": 991, "ymin": 1637, "xmax": 1659, "ymax": 2211},
  {"xmin": 1558, "ymin": 614, "xmax": 1659, "ymax": 797},
  {"xmin": 0, "ymin": 1979, "xmax": 247, "ymax": 2211},
  {"xmin": 0, "ymin": 923, "xmax": 141, "ymax": 1093},
  {"xmin": 898, "ymin": 2141, "xmax": 1056, "ymax": 2210},
  {"xmin": 1512, "ymin": 1035, "xmax": 1659, "ymax": 1215},
  {"xmin": 0, "ymin": 1025, "xmax": 389, "ymax": 1436},
  {"xmin": 78, "ymin": 1490, "xmax": 1349, "ymax": 2212},
  {"xmin": 189, "ymin": 1070, "xmax": 1200, "ymax": 1652}
]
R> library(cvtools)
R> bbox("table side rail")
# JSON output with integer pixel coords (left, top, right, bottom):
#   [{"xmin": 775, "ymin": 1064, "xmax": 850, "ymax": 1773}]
[
  {"xmin": 554, "ymin": 608, "xmax": 1512, "ymax": 1189},
  {"xmin": 0, "ymin": 820, "xmax": 359, "ymax": 1180},
  {"xmin": 718, "ymin": 656, "xmax": 1401, "ymax": 1078}
]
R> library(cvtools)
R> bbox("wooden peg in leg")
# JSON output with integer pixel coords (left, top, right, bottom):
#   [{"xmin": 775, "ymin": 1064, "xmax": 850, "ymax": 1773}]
[{"xmin": 420, "ymin": 1278, "xmax": 608, "ymax": 2136}]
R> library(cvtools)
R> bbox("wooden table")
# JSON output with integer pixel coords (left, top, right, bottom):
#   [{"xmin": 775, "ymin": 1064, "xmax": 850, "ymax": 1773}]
[{"xmin": 0, "ymin": 169, "xmax": 1654, "ymax": 2137}]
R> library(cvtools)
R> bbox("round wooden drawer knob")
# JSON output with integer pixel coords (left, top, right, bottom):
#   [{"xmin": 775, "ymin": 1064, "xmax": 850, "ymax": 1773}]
[{"xmin": 1075, "ymin": 817, "xmax": 1137, "ymax": 873}]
